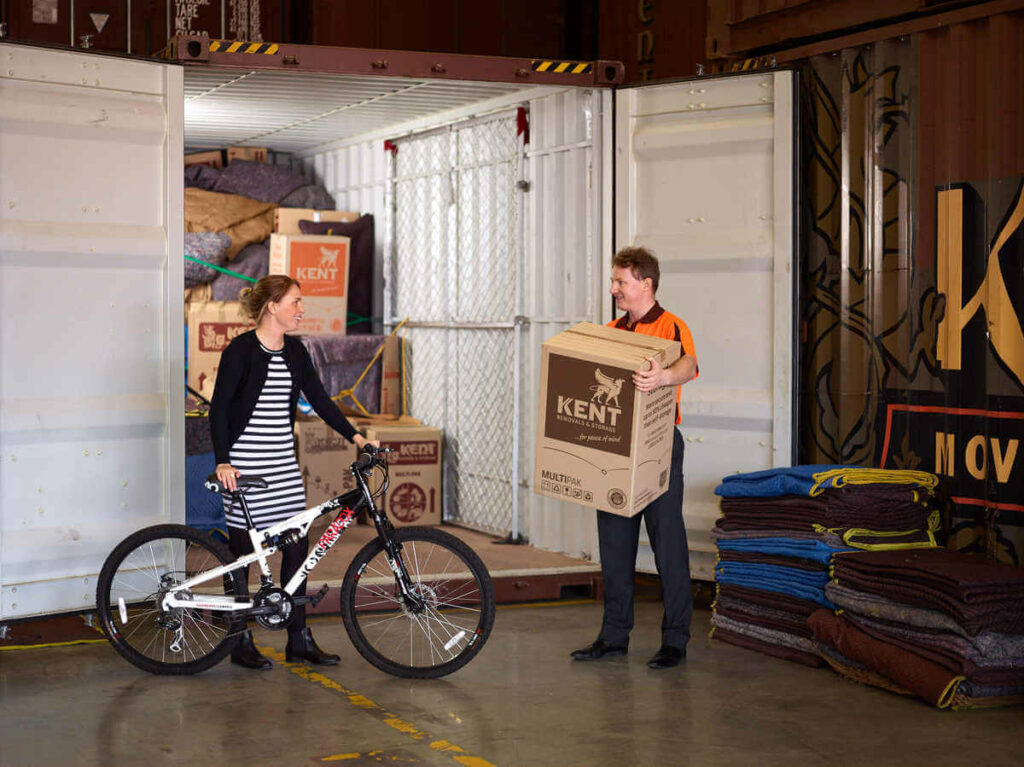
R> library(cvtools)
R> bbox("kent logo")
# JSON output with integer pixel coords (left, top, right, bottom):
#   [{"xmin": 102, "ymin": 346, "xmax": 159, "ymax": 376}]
[
  {"xmin": 545, "ymin": 354, "xmax": 636, "ymax": 457},
  {"xmin": 198, "ymin": 322, "xmax": 249, "ymax": 352},
  {"xmin": 555, "ymin": 394, "xmax": 623, "ymax": 426}
]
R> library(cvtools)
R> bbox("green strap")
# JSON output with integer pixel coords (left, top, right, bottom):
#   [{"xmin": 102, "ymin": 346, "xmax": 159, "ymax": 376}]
[
  {"xmin": 184, "ymin": 255, "xmax": 258, "ymax": 283},
  {"xmin": 185, "ymin": 255, "xmax": 373, "ymax": 326}
]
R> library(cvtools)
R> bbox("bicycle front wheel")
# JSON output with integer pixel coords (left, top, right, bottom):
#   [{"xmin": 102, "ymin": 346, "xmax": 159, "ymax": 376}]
[
  {"xmin": 340, "ymin": 527, "xmax": 495, "ymax": 678},
  {"xmin": 96, "ymin": 524, "xmax": 246, "ymax": 675}
]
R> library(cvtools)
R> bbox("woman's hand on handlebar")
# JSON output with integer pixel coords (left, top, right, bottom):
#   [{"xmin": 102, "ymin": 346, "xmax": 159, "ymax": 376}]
[
  {"xmin": 353, "ymin": 434, "xmax": 381, "ymax": 453},
  {"xmin": 216, "ymin": 463, "xmax": 241, "ymax": 492}
]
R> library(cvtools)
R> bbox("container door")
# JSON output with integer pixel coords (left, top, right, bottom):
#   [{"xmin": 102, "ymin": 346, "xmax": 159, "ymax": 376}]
[
  {"xmin": 0, "ymin": 43, "xmax": 183, "ymax": 621},
  {"xmin": 614, "ymin": 71, "xmax": 796, "ymax": 579}
]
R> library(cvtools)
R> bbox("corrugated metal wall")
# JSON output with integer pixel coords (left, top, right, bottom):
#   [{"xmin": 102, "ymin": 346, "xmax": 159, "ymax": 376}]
[
  {"xmin": 0, "ymin": 44, "xmax": 182, "ymax": 619},
  {"xmin": 799, "ymin": 10, "xmax": 1024, "ymax": 564},
  {"xmin": 521, "ymin": 88, "xmax": 608, "ymax": 559}
]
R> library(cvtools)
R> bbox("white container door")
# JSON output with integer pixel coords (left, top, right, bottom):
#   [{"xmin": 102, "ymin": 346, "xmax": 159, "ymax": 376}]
[
  {"xmin": 614, "ymin": 71, "xmax": 796, "ymax": 579},
  {"xmin": 0, "ymin": 43, "xmax": 183, "ymax": 621}
]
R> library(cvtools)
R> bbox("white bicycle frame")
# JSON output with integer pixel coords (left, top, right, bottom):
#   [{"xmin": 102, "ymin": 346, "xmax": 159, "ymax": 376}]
[{"xmin": 160, "ymin": 494, "xmax": 360, "ymax": 613}]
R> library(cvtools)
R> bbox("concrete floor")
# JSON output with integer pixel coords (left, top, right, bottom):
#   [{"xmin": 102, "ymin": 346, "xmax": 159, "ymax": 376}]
[{"xmin": 2, "ymin": 602, "xmax": 1022, "ymax": 767}]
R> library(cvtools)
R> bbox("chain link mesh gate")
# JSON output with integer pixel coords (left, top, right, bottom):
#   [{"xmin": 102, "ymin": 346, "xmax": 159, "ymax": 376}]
[{"xmin": 386, "ymin": 112, "xmax": 524, "ymax": 537}]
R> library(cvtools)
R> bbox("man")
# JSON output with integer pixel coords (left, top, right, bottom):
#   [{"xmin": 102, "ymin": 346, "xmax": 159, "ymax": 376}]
[{"xmin": 571, "ymin": 246, "xmax": 698, "ymax": 669}]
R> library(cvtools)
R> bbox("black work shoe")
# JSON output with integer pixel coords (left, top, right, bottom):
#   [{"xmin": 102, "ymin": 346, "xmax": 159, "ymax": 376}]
[
  {"xmin": 231, "ymin": 630, "xmax": 272, "ymax": 670},
  {"xmin": 647, "ymin": 644, "xmax": 685, "ymax": 669},
  {"xmin": 286, "ymin": 627, "xmax": 340, "ymax": 665},
  {"xmin": 570, "ymin": 638, "xmax": 628, "ymax": 661}
]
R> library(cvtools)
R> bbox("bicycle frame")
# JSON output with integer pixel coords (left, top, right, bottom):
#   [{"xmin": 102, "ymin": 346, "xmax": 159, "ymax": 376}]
[{"xmin": 162, "ymin": 457, "xmax": 390, "ymax": 614}]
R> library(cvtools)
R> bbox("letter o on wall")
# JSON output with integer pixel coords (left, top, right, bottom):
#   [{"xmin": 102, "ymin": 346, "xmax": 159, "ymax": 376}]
[{"xmin": 966, "ymin": 434, "xmax": 987, "ymax": 480}]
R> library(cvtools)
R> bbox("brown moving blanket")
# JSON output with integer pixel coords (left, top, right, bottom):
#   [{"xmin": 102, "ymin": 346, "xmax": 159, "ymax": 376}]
[
  {"xmin": 185, "ymin": 188, "xmax": 277, "ymax": 260},
  {"xmin": 718, "ymin": 486, "xmax": 935, "ymax": 532},
  {"xmin": 808, "ymin": 609, "xmax": 964, "ymax": 708},
  {"xmin": 825, "ymin": 582, "xmax": 1024, "ymax": 659},
  {"xmin": 717, "ymin": 584, "xmax": 821, "ymax": 618},
  {"xmin": 710, "ymin": 613, "xmax": 819, "ymax": 656},
  {"xmin": 711, "ymin": 627, "xmax": 824, "ymax": 668},
  {"xmin": 713, "ymin": 599, "xmax": 814, "ymax": 638},
  {"xmin": 834, "ymin": 550, "xmax": 1024, "ymax": 634},
  {"xmin": 717, "ymin": 549, "xmax": 826, "ymax": 572}
]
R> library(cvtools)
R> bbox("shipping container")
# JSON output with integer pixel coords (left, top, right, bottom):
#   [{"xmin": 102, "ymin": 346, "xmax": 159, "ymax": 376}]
[{"xmin": 0, "ymin": 36, "xmax": 797, "ymax": 621}]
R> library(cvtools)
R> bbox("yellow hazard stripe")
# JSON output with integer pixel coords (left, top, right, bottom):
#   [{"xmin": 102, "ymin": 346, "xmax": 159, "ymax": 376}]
[
  {"xmin": 531, "ymin": 60, "xmax": 592, "ymax": 75},
  {"xmin": 208, "ymin": 39, "xmax": 280, "ymax": 55}
]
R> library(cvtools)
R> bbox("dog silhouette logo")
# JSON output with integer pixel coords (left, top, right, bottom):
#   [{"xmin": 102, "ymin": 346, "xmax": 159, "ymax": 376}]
[
  {"xmin": 589, "ymin": 368, "xmax": 624, "ymax": 407},
  {"xmin": 319, "ymin": 246, "xmax": 340, "ymax": 269}
]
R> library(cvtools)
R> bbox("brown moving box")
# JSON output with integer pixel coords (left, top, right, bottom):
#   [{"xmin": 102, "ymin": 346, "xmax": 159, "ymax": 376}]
[
  {"xmin": 364, "ymin": 425, "xmax": 442, "ymax": 527},
  {"xmin": 274, "ymin": 208, "xmax": 360, "ymax": 235},
  {"xmin": 185, "ymin": 150, "xmax": 223, "ymax": 168},
  {"xmin": 227, "ymin": 146, "xmax": 268, "ymax": 164},
  {"xmin": 270, "ymin": 234, "xmax": 350, "ymax": 335},
  {"xmin": 534, "ymin": 322, "xmax": 680, "ymax": 517},
  {"xmin": 187, "ymin": 301, "xmax": 253, "ymax": 400},
  {"xmin": 298, "ymin": 298, "xmax": 349, "ymax": 335},
  {"xmin": 295, "ymin": 418, "xmax": 361, "ymax": 507},
  {"xmin": 296, "ymin": 415, "xmax": 424, "ymax": 508}
]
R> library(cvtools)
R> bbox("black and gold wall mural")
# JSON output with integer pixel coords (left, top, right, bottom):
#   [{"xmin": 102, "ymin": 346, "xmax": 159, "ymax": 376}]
[{"xmin": 798, "ymin": 19, "xmax": 1024, "ymax": 565}]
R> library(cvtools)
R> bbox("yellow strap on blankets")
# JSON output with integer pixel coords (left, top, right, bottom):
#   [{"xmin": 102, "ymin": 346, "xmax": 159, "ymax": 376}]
[
  {"xmin": 808, "ymin": 468, "xmax": 938, "ymax": 496},
  {"xmin": 839, "ymin": 527, "xmax": 939, "ymax": 551},
  {"xmin": 330, "ymin": 318, "xmax": 409, "ymax": 416},
  {"xmin": 938, "ymin": 676, "xmax": 967, "ymax": 709}
]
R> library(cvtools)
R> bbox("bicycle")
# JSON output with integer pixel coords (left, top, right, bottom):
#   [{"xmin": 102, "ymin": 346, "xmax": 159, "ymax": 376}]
[{"xmin": 95, "ymin": 445, "xmax": 496, "ymax": 678}]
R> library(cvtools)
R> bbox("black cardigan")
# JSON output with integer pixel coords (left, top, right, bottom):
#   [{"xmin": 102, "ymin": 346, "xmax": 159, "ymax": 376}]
[{"xmin": 209, "ymin": 330, "xmax": 358, "ymax": 465}]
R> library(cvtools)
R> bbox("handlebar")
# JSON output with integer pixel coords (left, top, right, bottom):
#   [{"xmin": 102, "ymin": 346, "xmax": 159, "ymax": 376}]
[{"xmin": 352, "ymin": 444, "xmax": 391, "ymax": 474}]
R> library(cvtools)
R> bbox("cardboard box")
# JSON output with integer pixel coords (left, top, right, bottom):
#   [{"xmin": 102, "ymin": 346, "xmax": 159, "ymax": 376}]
[
  {"xmin": 270, "ymin": 234, "xmax": 349, "ymax": 298},
  {"xmin": 227, "ymin": 146, "xmax": 268, "ymax": 164},
  {"xmin": 295, "ymin": 418, "xmax": 361, "ymax": 507},
  {"xmin": 296, "ymin": 414, "xmax": 425, "ymax": 510},
  {"xmin": 534, "ymin": 322, "xmax": 680, "ymax": 517},
  {"xmin": 270, "ymin": 233, "xmax": 350, "ymax": 335},
  {"xmin": 379, "ymin": 335, "xmax": 403, "ymax": 415},
  {"xmin": 185, "ymin": 150, "xmax": 223, "ymax": 168},
  {"xmin": 298, "ymin": 297, "xmax": 348, "ymax": 335},
  {"xmin": 364, "ymin": 425, "xmax": 442, "ymax": 527},
  {"xmin": 187, "ymin": 301, "xmax": 253, "ymax": 400},
  {"xmin": 274, "ymin": 208, "xmax": 360, "ymax": 235}
]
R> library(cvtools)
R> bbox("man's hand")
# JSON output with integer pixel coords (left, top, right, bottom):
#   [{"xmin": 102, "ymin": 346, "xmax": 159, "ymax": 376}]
[{"xmin": 633, "ymin": 356, "xmax": 669, "ymax": 392}]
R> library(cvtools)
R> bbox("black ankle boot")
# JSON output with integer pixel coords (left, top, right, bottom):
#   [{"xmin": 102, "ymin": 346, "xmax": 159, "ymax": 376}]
[
  {"xmin": 286, "ymin": 627, "xmax": 339, "ymax": 665},
  {"xmin": 231, "ymin": 630, "xmax": 272, "ymax": 670}
]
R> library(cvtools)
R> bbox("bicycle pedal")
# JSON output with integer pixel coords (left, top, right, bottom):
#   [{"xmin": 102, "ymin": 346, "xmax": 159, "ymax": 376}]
[{"xmin": 309, "ymin": 584, "xmax": 330, "ymax": 607}]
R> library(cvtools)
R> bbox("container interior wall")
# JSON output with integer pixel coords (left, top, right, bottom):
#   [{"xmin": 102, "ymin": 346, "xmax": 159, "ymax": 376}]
[
  {"xmin": 297, "ymin": 87, "xmax": 605, "ymax": 559},
  {"xmin": 0, "ymin": 44, "xmax": 182, "ymax": 621}
]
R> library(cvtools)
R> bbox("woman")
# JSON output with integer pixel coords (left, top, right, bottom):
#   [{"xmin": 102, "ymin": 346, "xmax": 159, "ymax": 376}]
[{"xmin": 209, "ymin": 275, "xmax": 373, "ymax": 670}]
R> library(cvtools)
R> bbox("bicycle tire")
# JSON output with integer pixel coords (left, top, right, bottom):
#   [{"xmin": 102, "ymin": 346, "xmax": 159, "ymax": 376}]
[
  {"xmin": 340, "ymin": 527, "xmax": 495, "ymax": 678},
  {"xmin": 96, "ymin": 524, "xmax": 246, "ymax": 675}
]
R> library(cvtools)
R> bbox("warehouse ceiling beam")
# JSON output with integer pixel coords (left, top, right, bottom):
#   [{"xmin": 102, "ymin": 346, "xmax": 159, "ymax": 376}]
[{"xmin": 167, "ymin": 36, "xmax": 624, "ymax": 88}]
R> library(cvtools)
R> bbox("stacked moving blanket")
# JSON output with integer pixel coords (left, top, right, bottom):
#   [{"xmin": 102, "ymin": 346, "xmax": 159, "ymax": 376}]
[
  {"xmin": 810, "ymin": 549, "xmax": 1024, "ymax": 709},
  {"xmin": 710, "ymin": 466, "xmax": 940, "ymax": 669}
]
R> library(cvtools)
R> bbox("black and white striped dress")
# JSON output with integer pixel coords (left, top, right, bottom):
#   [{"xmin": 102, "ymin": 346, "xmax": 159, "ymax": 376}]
[{"xmin": 224, "ymin": 343, "xmax": 307, "ymax": 530}]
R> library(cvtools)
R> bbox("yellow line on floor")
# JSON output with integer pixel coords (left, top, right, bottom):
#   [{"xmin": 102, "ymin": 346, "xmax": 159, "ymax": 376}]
[
  {"xmin": 0, "ymin": 638, "xmax": 107, "ymax": 651},
  {"xmin": 258, "ymin": 645, "xmax": 496, "ymax": 767}
]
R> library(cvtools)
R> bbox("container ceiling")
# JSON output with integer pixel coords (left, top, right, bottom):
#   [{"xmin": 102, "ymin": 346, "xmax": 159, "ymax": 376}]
[{"xmin": 183, "ymin": 68, "xmax": 532, "ymax": 154}]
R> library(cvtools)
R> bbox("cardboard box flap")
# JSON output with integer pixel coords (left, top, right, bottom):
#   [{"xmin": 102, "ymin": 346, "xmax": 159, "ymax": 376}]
[
  {"xmin": 545, "ymin": 332, "xmax": 677, "ymax": 369},
  {"xmin": 568, "ymin": 322, "xmax": 679, "ymax": 355}
]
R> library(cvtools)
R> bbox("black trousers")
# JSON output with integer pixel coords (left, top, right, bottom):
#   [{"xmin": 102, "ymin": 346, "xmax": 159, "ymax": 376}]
[
  {"xmin": 228, "ymin": 526, "xmax": 309, "ymax": 635},
  {"xmin": 597, "ymin": 429, "xmax": 693, "ymax": 649}
]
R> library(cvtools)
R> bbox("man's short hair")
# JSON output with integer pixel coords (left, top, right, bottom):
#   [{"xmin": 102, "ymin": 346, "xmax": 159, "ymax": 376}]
[{"xmin": 612, "ymin": 246, "xmax": 660, "ymax": 293}]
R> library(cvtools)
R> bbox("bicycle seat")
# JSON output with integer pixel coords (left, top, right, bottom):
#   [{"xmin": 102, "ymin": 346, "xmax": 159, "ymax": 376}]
[{"xmin": 204, "ymin": 474, "xmax": 268, "ymax": 494}]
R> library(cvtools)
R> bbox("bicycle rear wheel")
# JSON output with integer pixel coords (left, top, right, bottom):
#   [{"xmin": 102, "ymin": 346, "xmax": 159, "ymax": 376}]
[
  {"xmin": 96, "ymin": 524, "xmax": 246, "ymax": 675},
  {"xmin": 340, "ymin": 527, "xmax": 495, "ymax": 678}
]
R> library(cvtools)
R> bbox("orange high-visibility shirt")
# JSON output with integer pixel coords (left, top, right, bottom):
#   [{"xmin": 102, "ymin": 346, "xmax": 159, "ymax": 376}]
[{"xmin": 608, "ymin": 302, "xmax": 698, "ymax": 424}]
